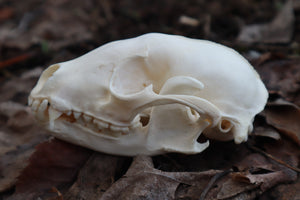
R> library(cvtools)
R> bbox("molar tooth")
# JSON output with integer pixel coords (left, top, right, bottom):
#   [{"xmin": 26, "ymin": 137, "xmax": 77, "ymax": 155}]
[
  {"xmin": 66, "ymin": 111, "xmax": 72, "ymax": 116},
  {"xmin": 83, "ymin": 115, "xmax": 92, "ymax": 123},
  {"xmin": 120, "ymin": 127, "xmax": 129, "ymax": 133},
  {"xmin": 110, "ymin": 125, "xmax": 122, "ymax": 132},
  {"xmin": 73, "ymin": 111, "xmax": 81, "ymax": 119},
  {"xmin": 131, "ymin": 122, "xmax": 142, "ymax": 129},
  {"xmin": 31, "ymin": 100, "xmax": 40, "ymax": 112},
  {"xmin": 93, "ymin": 119, "xmax": 109, "ymax": 129}
]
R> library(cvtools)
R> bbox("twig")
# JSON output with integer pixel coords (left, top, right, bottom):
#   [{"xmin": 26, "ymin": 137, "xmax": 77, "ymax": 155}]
[
  {"xmin": 0, "ymin": 53, "xmax": 33, "ymax": 69},
  {"xmin": 247, "ymin": 144, "xmax": 300, "ymax": 173},
  {"xmin": 199, "ymin": 169, "xmax": 232, "ymax": 200}
]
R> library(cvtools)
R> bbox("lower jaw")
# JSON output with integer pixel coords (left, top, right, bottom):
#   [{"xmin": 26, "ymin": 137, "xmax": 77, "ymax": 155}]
[{"xmin": 46, "ymin": 120, "xmax": 159, "ymax": 156}]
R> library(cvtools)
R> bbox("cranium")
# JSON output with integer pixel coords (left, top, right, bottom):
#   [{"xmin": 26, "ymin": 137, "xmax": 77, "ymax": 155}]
[{"xmin": 28, "ymin": 33, "xmax": 268, "ymax": 156}]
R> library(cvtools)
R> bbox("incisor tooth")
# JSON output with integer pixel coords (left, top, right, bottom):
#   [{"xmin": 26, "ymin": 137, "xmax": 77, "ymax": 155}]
[
  {"xmin": 28, "ymin": 97, "xmax": 33, "ymax": 106},
  {"xmin": 36, "ymin": 99, "xmax": 48, "ymax": 121},
  {"xmin": 73, "ymin": 111, "xmax": 81, "ymax": 119},
  {"xmin": 31, "ymin": 100, "xmax": 40, "ymax": 112}
]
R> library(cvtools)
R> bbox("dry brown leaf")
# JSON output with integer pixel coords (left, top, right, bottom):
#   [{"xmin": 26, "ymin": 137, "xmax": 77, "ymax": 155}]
[
  {"xmin": 233, "ymin": 153, "xmax": 297, "ymax": 191},
  {"xmin": 255, "ymin": 58, "xmax": 300, "ymax": 106},
  {"xmin": 0, "ymin": 101, "xmax": 49, "ymax": 192},
  {"xmin": 0, "ymin": 67, "xmax": 43, "ymax": 103},
  {"xmin": 0, "ymin": 1, "xmax": 92, "ymax": 50},
  {"xmin": 217, "ymin": 178, "xmax": 258, "ymax": 200},
  {"xmin": 63, "ymin": 152, "xmax": 130, "ymax": 200},
  {"xmin": 253, "ymin": 126, "xmax": 281, "ymax": 140},
  {"xmin": 216, "ymin": 152, "xmax": 297, "ymax": 200},
  {"xmin": 267, "ymin": 177, "xmax": 300, "ymax": 200},
  {"xmin": 265, "ymin": 100, "xmax": 300, "ymax": 145},
  {"xmin": 99, "ymin": 156, "xmax": 223, "ymax": 200},
  {"xmin": 8, "ymin": 139, "xmax": 92, "ymax": 199},
  {"xmin": 0, "ymin": 67, "xmax": 51, "ymax": 193}
]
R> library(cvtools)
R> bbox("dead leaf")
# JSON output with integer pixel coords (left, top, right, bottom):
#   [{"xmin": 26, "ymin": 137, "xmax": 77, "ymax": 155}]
[
  {"xmin": 217, "ymin": 179, "xmax": 258, "ymax": 200},
  {"xmin": 8, "ymin": 139, "xmax": 92, "ymax": 199},
  {"xmin": 214, "ymin": 152, "xmax": 298, "ymax": 199},
  {"xmin": 0, "ymin": 67, "xmax": 43, "ymax": 104},
  {"xmin": 265, "ymin": 100, "xmax": 300, "ymax": 145},
  {"xmin": 63, "ymin": 152, "xmax": 130, "ymax": 200},
  {"xmin": 253, "ymin": 126, "xmax": 281, "ymax": 140},
  {"xmin": 267, "ymin": 177, "xmax": 300, "ymax": 200},
  {"xmin": 0, "ymin": 101, "xmax": 49, "ymax": 192},
  {"xmin": 99, "ymin": 156, "xmax": 223, "ymax": 200},
  {"xmin": 0, "ymin": 1, "xmax": 92, "ymax": 50},
  {"xmin": 237, "ymin": 0, "xmax": 294, "ymax": 44},
  {"xmin": 255, "ymin": 58, "xmax": 300, "ymax": 106}
]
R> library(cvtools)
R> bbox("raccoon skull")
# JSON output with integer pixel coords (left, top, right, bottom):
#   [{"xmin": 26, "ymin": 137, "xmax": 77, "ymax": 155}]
[{"xmin": 28, "ymin": 33, "xmax": 268, "ymax": 156}]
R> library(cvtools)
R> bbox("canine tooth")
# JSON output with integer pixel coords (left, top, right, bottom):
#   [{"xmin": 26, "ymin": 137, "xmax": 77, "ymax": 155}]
[
  {"xmin": 39, "ymin": 99, "xmax": 49, "ymax": 112},
  {"xmin": 31, "ymin": 100, "xmax": 40, "ymax": 112},
  {"xmin": 83, "ymin": 115, "xmax": 92, "ymax": 123},
  {"xmin": 48, "ymin": 107, "xmax": 63, "ymax": 129},
  {"xmin": 73, "ymin": 111, "xmax": 81, "ymax": 119}
]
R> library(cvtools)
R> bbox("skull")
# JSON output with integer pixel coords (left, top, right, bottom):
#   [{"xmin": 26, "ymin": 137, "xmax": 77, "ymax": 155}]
[{"xmin": 28, "ymin": 33, "xmax": 268, "ymax": 156}]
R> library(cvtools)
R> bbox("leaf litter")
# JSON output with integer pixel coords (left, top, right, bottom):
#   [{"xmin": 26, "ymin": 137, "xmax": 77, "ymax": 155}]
[{"xmin": 1, "ymin": 0, "xmax": 300, "ymax": 199}]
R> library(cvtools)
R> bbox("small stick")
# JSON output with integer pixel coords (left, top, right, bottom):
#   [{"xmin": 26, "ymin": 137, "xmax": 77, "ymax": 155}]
[
  {"xmin": 0, "ymin": 53, "xmax": 32, "ymax": 69},
  {"xmin": 247, "ymin": 144, "xmax": 300, "ymax": 173},
  {"xmin": 199, "ymin": 169, "xmax": 232, "ymax": 200}
]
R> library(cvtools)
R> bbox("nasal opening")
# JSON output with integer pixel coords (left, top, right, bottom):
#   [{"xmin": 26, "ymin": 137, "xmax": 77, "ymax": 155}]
[{"xmin": 30, "ymin": 64, "xmax": 60, "ymax": 95}]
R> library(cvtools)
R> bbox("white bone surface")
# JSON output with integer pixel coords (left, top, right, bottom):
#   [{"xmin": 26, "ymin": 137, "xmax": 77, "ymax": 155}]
[{"xmin": 28, "ymin": 33, "xmax": 268, "ymax": 156}]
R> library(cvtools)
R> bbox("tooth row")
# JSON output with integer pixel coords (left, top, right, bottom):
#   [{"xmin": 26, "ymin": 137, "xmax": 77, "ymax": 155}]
[
  {"xmin": 71, "ymin": 112, "xmax": 131, "ymax": 134},
  {"xmin": 29, "ymin": 98, "xmax": 132, "ymax": 134}
]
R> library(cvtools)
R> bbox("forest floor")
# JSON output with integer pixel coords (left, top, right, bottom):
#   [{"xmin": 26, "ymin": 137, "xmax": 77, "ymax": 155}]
[{"xmin": 0, "ymin": 0, "xmax": 300, "ymax": 199}]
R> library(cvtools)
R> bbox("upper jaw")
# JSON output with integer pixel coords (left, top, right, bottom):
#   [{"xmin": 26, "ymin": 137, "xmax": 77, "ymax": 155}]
[{"xmin": 28, "ymin": 96, "xmax": 142, "ymax": 138}]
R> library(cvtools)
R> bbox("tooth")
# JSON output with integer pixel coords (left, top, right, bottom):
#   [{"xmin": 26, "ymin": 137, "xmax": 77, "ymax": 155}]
[
  {"xmin": 73, "ymin": 111, "xmax": 81, "ymax": 119},
  {"xmin": 83, "ymin": 115, "xmax": 92, "ymax": 123},
  {"xmin": 131, "ymin": 122, "xmax": 142, "ymax": 129},
  {"xmin": 31, "ymin": 100, "xmax": 40, "ymax": 112},
  {"xmin": 93, "ymin": 119, "xmax": 108, "ymax": 129},
  {"xmin": 48, "ymin": 107, "xmax": 63, "ymax": 129},
  {"xmin": 110, "ymin": 125, "xmax": 122, "ymax": 132},
  {"xmin": 66, "ymin": 111, "xmax": 72, "ymax": 116},
  {"xmin": 120, "ymin": 127, "xmax": 129, "ymax": 133},
  {"xmin": 28, "ymin": 97, "xmax": 33, "ymax": 106},
  {"xmin": 39, "ymin": 99, "xmax": 48, "ymax": 112},
  {"xmin": 36, "ymin": 99, "xmax": 48, "ymax": 121}
]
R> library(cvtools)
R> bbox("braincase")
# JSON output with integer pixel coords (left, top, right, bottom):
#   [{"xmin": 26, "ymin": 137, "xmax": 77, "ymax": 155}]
[{"xmin": 110, "ymin": 33, "xmax": 267, "ymax": 118}]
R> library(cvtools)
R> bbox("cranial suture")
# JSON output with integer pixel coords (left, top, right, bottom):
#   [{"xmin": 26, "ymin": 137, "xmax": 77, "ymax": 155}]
[{"xmin": 28, "ymin": 33, "xmax": 268, "ymax": 156}]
